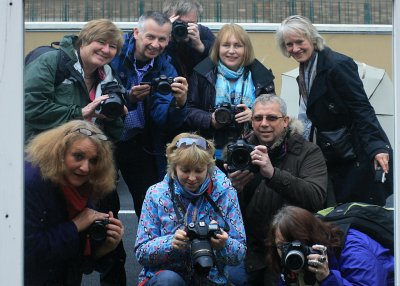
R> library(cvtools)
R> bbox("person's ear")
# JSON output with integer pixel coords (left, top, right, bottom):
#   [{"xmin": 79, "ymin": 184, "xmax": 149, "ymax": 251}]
[
  {"xmin": 283, "ymin": 116, "xmax": 290, "ymax": 128},
  {"xmin": 133, "ymin": 27, "xmax": 140, "ymax": 39}
]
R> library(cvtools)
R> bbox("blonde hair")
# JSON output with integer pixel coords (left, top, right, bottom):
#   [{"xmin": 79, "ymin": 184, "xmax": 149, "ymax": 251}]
[
  {"xmin": 25, "ymin": 120, "xmax": 116, "ymax": 199},
  {"xmin": 166, "ymin": 133, "xmax": 216, "ymax": 179},
  {"xmin": 76, "ymin": 19, "xmax": 124, "ymax": 54},
  {"xmin": 210, "ymin": 23, "xmax": 255, "ymax": 67}
]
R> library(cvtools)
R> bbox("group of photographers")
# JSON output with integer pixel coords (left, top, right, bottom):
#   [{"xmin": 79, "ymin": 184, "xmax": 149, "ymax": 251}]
[{"xmin": 23, "ymin": 0, "xmax": 394, "ymax": 285}]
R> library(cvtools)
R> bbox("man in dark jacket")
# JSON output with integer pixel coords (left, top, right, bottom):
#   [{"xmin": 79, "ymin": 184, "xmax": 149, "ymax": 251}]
[
  {"xmin": 162, "ymin": 0, "xmax": 215, "ymax": 78},
  {"xmin": 225, "ymin": 94, "xmax": 327, "ymax": 286}
]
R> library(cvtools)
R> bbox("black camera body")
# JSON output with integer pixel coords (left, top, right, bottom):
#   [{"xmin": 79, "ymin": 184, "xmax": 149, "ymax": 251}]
[
  {"xmin": 172, "ymin": 20, "xmax": 188, "ymax": 41},
  {"xmin": 226, "ymin": 139, "xmax": 259, "ymax": 173},
  {"xmin": 213, "ymin": 103, "xmax": 244, "ymax": 126},
  {"xmin": 281, "ymin": 241, "xmax": 322, "ymax": 272},
  {"xmin": 186, "ymin": 221, "xmax": 221, "ymax": 276},
  {"xmin": 100, "ymin": 81, "xmax": 127, "ymax": 119},
  {"xmin": 151, "ymin": 75, "xmax": 175, "ymax": 95},
  {"xmin": 88, "ymin": 219, "xmax": 110, "ymax": 242}
]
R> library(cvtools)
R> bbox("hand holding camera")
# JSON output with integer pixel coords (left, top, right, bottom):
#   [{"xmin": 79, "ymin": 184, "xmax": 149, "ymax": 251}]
[
  {"xmin": 281, "ymin": 241, "xmax": 329, "ymax": 284},
  {"xmin": 184, "ymin": 221, "xmax": 224, "ymax": 276},
  {"xmin": 212, "ymin": 103, "xmax": 245, "ymax": 130},
  {"xmin": 92, "ymin": 211, "xmax": 125, "ymax": 259},
  {"xmin": 170, "ymin": 76, "xmax": 188, "ymax": 107},
  {"xmin": 251, "ymin": 145, "xmax": 275, "ymax": 179}
]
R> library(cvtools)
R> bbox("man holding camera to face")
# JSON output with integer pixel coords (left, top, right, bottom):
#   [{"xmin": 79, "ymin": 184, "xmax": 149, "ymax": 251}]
[
  {"xmin": 225, "ymin": 94, "xmax": 327, "ymax": 286},
  {"xmin": 110, "ymin": 11, "xmax": 188, "ymax": 219},
  {"xmin": 162, "ymin": 0, "xmax": 215, "ymax": 78}
]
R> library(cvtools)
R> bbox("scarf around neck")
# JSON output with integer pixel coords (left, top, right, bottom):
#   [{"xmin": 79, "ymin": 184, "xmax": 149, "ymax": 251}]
[
  {"xmin": 174, "ymin": 176, "xmax": 212, "ymax": 225},
  {"xmin": 215, "ymin": 60, "xmax": 255, "ymax": 108}
]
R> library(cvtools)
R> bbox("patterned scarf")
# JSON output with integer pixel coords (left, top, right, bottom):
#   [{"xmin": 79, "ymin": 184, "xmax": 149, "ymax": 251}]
[
  {"xmin": 175, "ymin": 176, "xmax": 212, "ymax": 225},
  {"xmin": 215, "ymin": 60, "xmax": 255, "ymax": 108}
]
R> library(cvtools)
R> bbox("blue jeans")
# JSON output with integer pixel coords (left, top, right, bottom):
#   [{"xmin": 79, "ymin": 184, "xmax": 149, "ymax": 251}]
[
  {"xmin": 145, "ymin": 270, "xmax": 186, "ymax": 286},
  {"xmin": 226, "ymin": 261, "xmax": 249, "ymax": 286}
]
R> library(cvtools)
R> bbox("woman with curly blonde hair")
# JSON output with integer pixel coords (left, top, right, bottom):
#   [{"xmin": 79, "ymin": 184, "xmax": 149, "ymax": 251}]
[{"xmin": 24, "ymin": 120, "xmax": 124, "ymax": 285}]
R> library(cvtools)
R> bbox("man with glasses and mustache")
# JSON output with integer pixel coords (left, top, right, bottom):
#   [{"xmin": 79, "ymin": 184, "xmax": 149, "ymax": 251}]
[
  {"xmin": 111, "ymin": 11, "xmax": 188, "ymax": 221},
  {"xmin": 225, "ymin": 94, "xmax": 327, "ymax": 286}
]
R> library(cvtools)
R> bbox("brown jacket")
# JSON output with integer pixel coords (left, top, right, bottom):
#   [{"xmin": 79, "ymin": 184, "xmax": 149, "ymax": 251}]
[{"xmin": 240, "ymin": 119, "xmax": 327, "ymax": 273}]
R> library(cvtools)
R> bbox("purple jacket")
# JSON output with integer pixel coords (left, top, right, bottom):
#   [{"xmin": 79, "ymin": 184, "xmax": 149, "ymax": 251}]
[
  {"xmin": 24, "ymin": 162, "xmax": 114, "ymax": 285},
  {"xmin": 280, "ymin": 229, "xmax": 394, "ymax": 286}
]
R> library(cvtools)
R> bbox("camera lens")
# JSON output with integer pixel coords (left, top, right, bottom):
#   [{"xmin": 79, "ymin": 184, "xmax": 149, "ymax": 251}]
[
  {"xmin": 215, "ymin": 109, "xmax": 233, "ymax": 125},
  {"xmin": 88, "ymin": 221, "xmax": 108, "ymax": 242},
  {"xmin": 172, "ymin": 21, "xmax": 188, "ymax": 41},
  {"xmin": 284, "ymin": 250, "xmax": 306, "ymax": 272},
  {"xmin": 231, "ymin": 148, "xmax": 252, "ymax": 169},
  {"xmin": 157, "ymin": 81, "xmax": 172, "ymax": 95},
  {"xmin": 191, "ymin": 239, "xmax": 214, "ymax": 276},
  {"xmin": 101, "ymin": 94, "xmax": 125, "ymax": 119}
]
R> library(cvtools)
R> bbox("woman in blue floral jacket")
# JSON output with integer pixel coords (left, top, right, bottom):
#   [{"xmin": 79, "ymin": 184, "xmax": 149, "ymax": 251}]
[{"xmin": 135, "ymin": 133, "xmax": 246, "ymax": 285}]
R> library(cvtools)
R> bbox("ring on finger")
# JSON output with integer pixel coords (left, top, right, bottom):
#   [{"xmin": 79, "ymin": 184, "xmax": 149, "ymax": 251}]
[
  {"xmin": 318, "ymin": 255, "xmax": 326, "ymax": 263},
  {"xmin": 258, "ymin": 155, "xmax": 262, "ymax": 160}
]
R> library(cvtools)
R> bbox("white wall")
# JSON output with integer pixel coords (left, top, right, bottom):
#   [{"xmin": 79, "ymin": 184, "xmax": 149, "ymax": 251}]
[
  {"xmin": 393, "ymin": 0, "xmax": 400, "ymax": 284},
  {"xmin": 0, "ymin": 0, "xmax": 24, "ymax": 285}
]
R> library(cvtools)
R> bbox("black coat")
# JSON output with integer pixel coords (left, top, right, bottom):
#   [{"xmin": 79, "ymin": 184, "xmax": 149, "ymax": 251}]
[
  {"xmin": 165, "ymin": 24, "xmax": 215, "ymax": 78},
  {"xmin": 304, "ymin": 47, "xmax": 392, "ymax": 205},
  {"xmin": 186, "ymin": 57, "xmax": 275, "ymax": 148}
]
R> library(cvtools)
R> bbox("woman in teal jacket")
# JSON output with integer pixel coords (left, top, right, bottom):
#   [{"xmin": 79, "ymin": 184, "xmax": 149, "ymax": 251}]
[{"xmin": 24, "ymin": 19, "xmax": 125, "ymax": 142}]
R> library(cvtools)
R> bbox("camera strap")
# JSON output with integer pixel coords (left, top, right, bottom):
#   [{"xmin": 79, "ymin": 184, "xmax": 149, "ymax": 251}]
[{"xmin": 168, "ymin": 179, "xmax": 230, "ymax": 232}]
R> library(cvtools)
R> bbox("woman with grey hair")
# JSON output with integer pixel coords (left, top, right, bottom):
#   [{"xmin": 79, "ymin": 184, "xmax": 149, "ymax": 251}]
[{"xmin": 275, "ymin": 15, "xmax": 392, "ymax": 206}]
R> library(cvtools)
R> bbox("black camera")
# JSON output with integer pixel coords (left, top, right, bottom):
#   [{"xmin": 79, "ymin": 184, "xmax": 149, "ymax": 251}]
[
  {"xmin": 172, "ymin": 20, "xmax": 188, "ymax": 41},
  {"xmin": 226, "ymin": 139, "xmax": 259, "ymax": 173},
  {"xmin": 281, "ymin": 241, "xmax": 322, "ymax": 272},
  {"xmin": 151, "ymin": 75, "xmax": 175, "ymax": 95},
  {"xmin": 100, "ymin": 81, "xmax": 127, "ymax": 119},
  {"xmin": 213, "ymin": 103, "xmax": 244, "ymax": 126},
  {"xmin": 186, "ymin": 221, "xmax": 221, "ymax": 276},
  {"xmin": 88, "ymin": 219, "xmax": 110, "ymax": 242}
]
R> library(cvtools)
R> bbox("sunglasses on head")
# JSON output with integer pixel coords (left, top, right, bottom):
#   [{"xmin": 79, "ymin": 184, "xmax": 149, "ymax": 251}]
[
  {"xmin": 66, "ymin": 128, "xmax": 108, "ymax": 141},
  {"xmin": 176, "ymin": 137, "xmax": 208, "ymax": 150}
]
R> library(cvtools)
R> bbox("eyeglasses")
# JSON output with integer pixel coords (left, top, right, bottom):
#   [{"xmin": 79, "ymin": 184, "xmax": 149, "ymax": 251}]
[
  {"xmin": 275, "ymin": 242, "xmax": 290, "ymax": 251},
  {"xmin": 176, "ymin": 137, "xmax": 208, "ymax": 150},
  {"xmin": 252, "ymin": 115, "xmax": 285, "ymax": 122},
  {"xmin": 66, "ymin": 128, "xmax": 108, "ymax": 141}
]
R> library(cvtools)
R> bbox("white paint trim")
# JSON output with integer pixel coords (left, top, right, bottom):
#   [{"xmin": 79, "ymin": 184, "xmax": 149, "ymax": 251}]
[
  {"xmin": 393, "ymin": 0, "xmax": 399, "ymax": 284},
  {"xmin": 0, "ymin": 0, "xmax": 24, "ymax": 284},
  {"xmin": 25, "ymin": 22, "xmax": 392, "ymax": 34}
]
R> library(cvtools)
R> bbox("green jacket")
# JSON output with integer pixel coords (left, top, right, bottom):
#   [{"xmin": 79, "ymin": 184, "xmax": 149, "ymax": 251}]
[{"xmin": 24, "ymin": 35, "xmax": 123, "ymax": 142}]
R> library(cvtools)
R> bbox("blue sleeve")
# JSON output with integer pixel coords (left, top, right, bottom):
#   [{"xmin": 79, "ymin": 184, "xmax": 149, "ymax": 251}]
[
  {"xmin": 320, "ymin": 229, "xmax": 394, "ymax": 286},
  {"xmin": 134, "ymin": 187, "xmax": 189, "ymax": 268},
  {"xmin": 150, "ymin": 60, "xmax": 187, "ymax": 129}
]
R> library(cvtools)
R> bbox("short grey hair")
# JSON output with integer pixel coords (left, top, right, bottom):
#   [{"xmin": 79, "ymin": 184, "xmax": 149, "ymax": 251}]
[
  {"xmin": 275, "ymin": 15, "xmax": 325, "ymax": 58},
  {"xmin": 137, "ymin": 11, "xmax": 172, "ymax": 33},
  {"xmin": 162, "ymin": 0, "xmax": 203, "ymax": 18},
  {"xmin": 253, "ymin": 94, "xmax": 287, "ymax": 116}
]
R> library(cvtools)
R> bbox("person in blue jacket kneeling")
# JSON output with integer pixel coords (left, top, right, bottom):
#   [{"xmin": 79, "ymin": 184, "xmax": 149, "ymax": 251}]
[{"xmin": 135, "ymin": 132, "xmax": 246, "ymax": 285}]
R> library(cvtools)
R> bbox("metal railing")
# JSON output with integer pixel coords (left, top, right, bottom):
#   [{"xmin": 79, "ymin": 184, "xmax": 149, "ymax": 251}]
[{"xmin": 25, "ymin": 0, "xmax": 392, "ymax": 24}]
